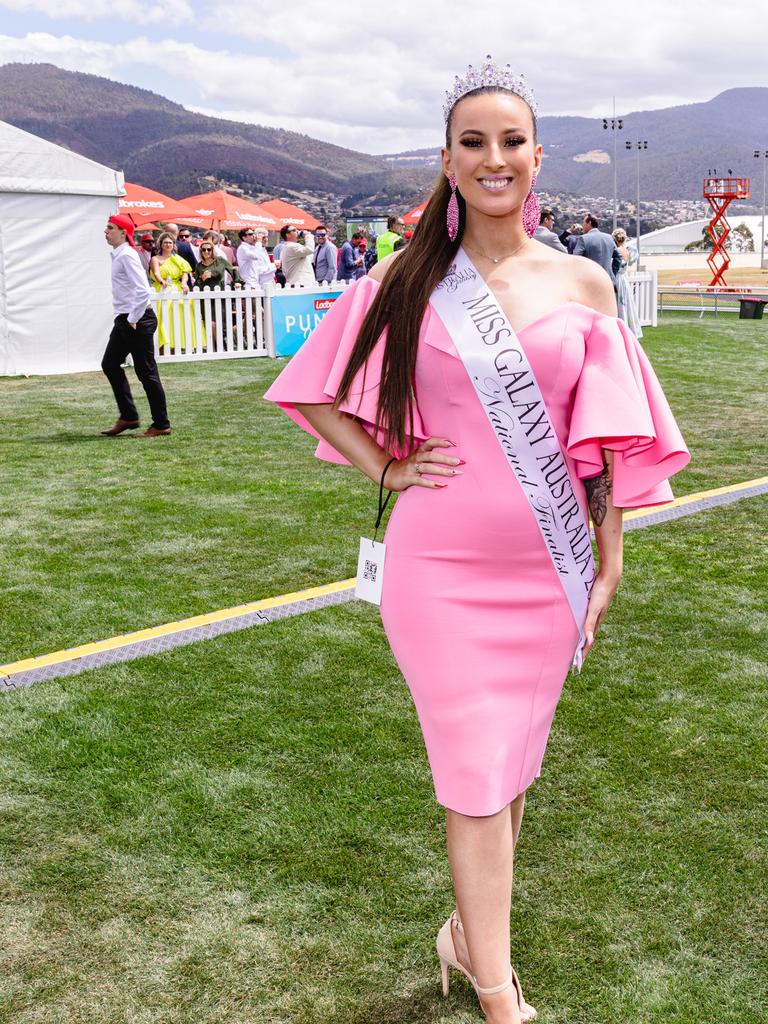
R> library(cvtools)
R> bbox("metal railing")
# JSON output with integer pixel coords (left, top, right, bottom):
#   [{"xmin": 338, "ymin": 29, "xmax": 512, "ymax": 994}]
[{"xmin": 658, "ymin": 284, "xmax": 768, "ymax": 318}]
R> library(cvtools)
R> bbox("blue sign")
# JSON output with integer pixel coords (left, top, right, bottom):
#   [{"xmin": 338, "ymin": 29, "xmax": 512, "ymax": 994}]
[{"xmin": 272, "ymin": 289, "xmax": 345, "ymax": 356}]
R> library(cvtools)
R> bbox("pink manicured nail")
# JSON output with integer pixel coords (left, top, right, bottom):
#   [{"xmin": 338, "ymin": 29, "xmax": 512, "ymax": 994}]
[
  {"xmin": 434, "ymin": 483, "xmax": 447, "ymax": 488},
  {"xmin": 457, "ymin": 459, "xmax": 466, "ymax": 465}
]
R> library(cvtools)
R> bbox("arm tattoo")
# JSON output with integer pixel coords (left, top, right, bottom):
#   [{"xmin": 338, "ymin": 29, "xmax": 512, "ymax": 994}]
[{"xmin": 584, "ymin": 456, "xmax": 612, "ymax": 526}]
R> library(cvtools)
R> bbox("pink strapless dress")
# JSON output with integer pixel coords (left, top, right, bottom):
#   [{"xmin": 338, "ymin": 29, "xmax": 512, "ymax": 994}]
[{"xmin": 265, "ymin": 277, "xmax": 689, "ymax": 816}]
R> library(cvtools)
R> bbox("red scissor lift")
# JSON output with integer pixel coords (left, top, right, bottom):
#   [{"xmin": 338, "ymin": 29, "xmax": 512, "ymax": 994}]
[{"xmin": 703, "ymin": 177, "xmax": 750, "ymax": 286}]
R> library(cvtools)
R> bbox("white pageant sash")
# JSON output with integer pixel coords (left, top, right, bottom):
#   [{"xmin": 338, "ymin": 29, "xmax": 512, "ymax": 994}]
[{"xmin": 430, "ymin": 248, "xmax": 595, "ymax": 669}]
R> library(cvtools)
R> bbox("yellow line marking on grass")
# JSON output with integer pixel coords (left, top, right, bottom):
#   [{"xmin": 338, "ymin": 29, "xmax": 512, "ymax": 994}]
[
  {"xmin": 623, "ymin": 475, "xmax": 768, "ymax": 522},
  {"xmin": 2, "ymin": 475, "xmax": 767, "ymax": 681},
  {"xmin": 0, "ymin": 579, "xmax": 355, "ymax": 677}
]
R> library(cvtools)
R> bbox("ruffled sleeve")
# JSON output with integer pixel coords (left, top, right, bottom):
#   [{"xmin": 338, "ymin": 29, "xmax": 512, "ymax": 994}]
[
  {"xmin": 263, "ymin": 276, "xmax": 427, "ymax": 464},
  {"xmin": 567, "ymin": 311, "xmax": 690, "ymax": 508}
]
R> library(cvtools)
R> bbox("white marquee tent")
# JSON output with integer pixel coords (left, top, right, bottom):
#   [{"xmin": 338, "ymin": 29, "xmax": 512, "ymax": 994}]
[{"xmin": 0, "ymin": 120, "xmax": 124, "ymax": 376}]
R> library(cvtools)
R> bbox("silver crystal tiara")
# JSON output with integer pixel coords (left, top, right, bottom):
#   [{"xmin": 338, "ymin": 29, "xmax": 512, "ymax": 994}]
[{"xmin": 443, "ymin": 55, "xmax": 538, "ymax": 124}]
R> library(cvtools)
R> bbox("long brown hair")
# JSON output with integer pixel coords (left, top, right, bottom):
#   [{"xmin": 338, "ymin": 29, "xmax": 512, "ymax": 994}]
[
  {"xmin": 334, "ymin": 87, "xmax": 536, "ymax": 456},
  {"xmin": 333, "ymin": 174, "xmax": 464, "ymax": 454}
]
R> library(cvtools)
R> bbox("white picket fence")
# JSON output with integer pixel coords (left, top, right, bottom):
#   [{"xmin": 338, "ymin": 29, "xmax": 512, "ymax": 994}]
[
  {"xmin": 630, "ymin": 270, "xmax": 658, "ymax": 327},
  {"xmin": 149, "ymin": 273, "xmax": 658, "ymax": 363},
  {"xmin": 150, "ymin": 285, "xmax": 271, "ymax": 361}
]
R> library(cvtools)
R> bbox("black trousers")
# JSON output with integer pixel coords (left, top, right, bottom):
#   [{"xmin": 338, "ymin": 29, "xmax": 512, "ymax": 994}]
[{"xmin": 101, "ymin": 309, "xmax": 170, "ymax": 429}]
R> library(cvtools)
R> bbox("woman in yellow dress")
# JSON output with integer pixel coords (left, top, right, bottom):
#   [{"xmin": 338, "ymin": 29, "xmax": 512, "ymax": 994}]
[{"xmin": 149, "ymin": 232, "xmax": 201, "ymax": 353}]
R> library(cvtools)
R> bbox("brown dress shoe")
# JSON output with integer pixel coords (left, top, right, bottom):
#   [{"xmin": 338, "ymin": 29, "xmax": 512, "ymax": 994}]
[
  {"xmin": 139, "ymin": 425, "xmax": 172, "ymax": 437},
  {"xmin": 101, "ymin": 418, "xmax": 140, "ymax": 436}
]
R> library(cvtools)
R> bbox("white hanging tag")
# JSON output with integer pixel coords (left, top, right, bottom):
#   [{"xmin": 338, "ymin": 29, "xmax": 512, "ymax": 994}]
[{"xmin": 355, "ymin": 537, "xmax": 386, "ymax": 605}]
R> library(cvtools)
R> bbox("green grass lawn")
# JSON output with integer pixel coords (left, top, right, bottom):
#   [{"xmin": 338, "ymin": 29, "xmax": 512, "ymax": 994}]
[
  {"xmin": 1, "ymin": 316, "xmax": 767, "ymax": 1023},
  {"xmin": 1, "ymin": 315, "xmax": 767, "ymax": 667}
]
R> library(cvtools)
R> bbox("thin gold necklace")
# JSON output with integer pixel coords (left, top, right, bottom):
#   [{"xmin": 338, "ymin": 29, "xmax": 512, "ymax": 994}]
[{"xmin": 463, "ymin": 238, "xmax": 529, "ymax": 264}]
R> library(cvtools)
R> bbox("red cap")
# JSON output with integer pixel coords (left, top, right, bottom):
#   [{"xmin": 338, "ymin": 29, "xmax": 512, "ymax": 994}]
[
  {"xmin": 140, "ymin": 232, "xmax": 153, "ymax": 242},
  {"xmin": 108, "ymin": 214, "xmax": 135, "ymax": 244},
  {"xmin": 404, "ymin": 230, "xmax": 413, "ymax": 240}
]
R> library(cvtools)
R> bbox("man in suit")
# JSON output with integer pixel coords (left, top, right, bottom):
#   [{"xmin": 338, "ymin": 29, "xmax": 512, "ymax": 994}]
[
  {"xmin": 572, "ymin": 214, "xmax": 622, "ymax": 287},
  {"xmin": 312, "ymin": 225, "xmax": 338, "ymax": 283},
  {"xmin": 533, "ymin": 208, "xmax": 567, "ymax": 252}
]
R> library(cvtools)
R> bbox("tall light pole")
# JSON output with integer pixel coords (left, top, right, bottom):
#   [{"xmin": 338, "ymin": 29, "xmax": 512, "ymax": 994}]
[
  {"xmin": 626, "ymin": 140, "xmax": 648, "ymax": 267},
  {"xmin": 753, "ymin": 149, "xmax": 767, "ymax": 270},
  {"xmin": 602, "ymin": 98, "xmax": 623, "ymax": 231}
]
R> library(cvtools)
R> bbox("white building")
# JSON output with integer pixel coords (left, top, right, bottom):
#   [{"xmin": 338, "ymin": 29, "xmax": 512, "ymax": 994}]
[
  {"xmin": 640, "ymin": 215, "xmax": 768, "ymax": 254},
  {"xmin": 0, "ymin": 120, "xmax": 123, "ymax": 376}
]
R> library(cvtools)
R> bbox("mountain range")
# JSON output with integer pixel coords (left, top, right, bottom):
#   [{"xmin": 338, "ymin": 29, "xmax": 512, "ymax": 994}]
[
  {"xmin": 0, "ymin": 63, "xmax": 426, "ymax": 203},
  {"xmin": 1, "ymin": 63, "xmax": 767, "ymax": 206},
  {"xmin": 383, "ymin": 88, "xmax": 768, "ymax": 203}
]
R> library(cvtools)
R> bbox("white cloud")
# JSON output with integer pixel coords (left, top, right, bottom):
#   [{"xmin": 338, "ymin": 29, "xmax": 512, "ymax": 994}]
[
  {"xmin": 2, "ymin": 0, "xmax": 768, "ymax": 153},
  {"xmin": 0, "ymin": 0, "xmax": 192, "ymax": 24}
]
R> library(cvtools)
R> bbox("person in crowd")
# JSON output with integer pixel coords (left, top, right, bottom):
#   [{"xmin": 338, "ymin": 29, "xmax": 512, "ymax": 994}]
[
  {"xmin": 573, "ymin": 214, "xmax": 622, "ymax": 287},
  {"xmin": 192, "ymin": 240, "xmax": 242, "ymax": 349},
  {"xmin": 137, "ymin": 233, "xmax": 154, "ymax": 276},
  {"xmin": 533, "ymin": 208, "xmax": 567, "ymax": 252},
  {"xmin": 193, "ymin": 241, "xmax": 243, "ymax": 290},
  {"xmin": 236, "ymin": 228, "xmax": 275, "ymax": 289},
  {"xmin": 272, "ymin": 234, "xmax": 287, "ymax": 287},
  {"xmin": 236, "ymin": 228, "xmax": 261, "ymax": 286},
  {"xmin": 279, "ymin": 223, "xmax": 315, "ymax": 285},
  {"xmin": 376, "ymin": 214, "xmax": 405, "ymax": 261},
  {"xmin": 218, "ymin": 232, "xmax": 236, "ymax": 265},
  {"xmin": 174, "ymin": 225, "xmax": 198, "ymax": 268},
  {"xmin": 363, "ymin": 237, "xmax": 378, "ymax": 274},
  {"xmin": 200, "ymin": 230, "xmax": 224, "ymax": 261},
  {"xmin": 265, "ymin": 61, "xmax": 689, "ymax": 1024},
  {"xmin": 338, "ymin": 232, "xmax": 366, "ymax": 282},
  {"xmin": 313, "ymin": 225, "xmax": 338, "ymax": 283},
  {"xmin": 612, "ymin": 228, "xmax": 643, "ymax": 338},
  {"xmin": 393, "ymin": 229, "xmax": 414, "ymax": 253},
  {"xmin": 355, "ymin": 238, "xmax": 369, "ymax": 278},
  {"xmin": 558, "ymin": 222, "xmax": 582, "ymax": 253},
  {"xmin": 101, "ymin": 215, "xmax": 170, "ymax": 437},
  {"xmin": 254, "ymin": 230, "xmax": 276, "ymax": 288},
  {"xmin": 149, "ymin": 232, "xmax": 198, "ymax": 353}
]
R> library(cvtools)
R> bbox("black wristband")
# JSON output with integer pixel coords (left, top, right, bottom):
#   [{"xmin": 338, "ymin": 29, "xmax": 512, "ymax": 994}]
[{"xmin": 374, "ymin": 457, "xmax": 398, "ymax": 540}]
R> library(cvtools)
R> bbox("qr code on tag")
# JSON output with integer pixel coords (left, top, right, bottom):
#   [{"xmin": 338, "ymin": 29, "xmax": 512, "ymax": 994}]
[{"xmin": 363, "ymin": 559, "xmax": 378, "ymax": 582}]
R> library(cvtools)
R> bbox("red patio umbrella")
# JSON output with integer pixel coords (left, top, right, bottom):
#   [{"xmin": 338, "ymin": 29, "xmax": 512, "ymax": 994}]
[
  {"xmin": 258, "ymin": 198, "xmax": 321, "ymax": 231},
  {"xmin": 403, "ymin": 200, "xmax": 427, "ymax": 225},
  {"xmin": 118, "ymin": 183, "xmax": 200, "ymax": 227},
  {"xmin": 176, "ymin": 190, "xmax": 279, "ymax": 231}
]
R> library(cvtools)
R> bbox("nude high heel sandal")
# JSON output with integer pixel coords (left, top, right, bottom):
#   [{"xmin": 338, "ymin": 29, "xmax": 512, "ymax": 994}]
[{"xmin": 436, "ymin": 912, "xmax": 537, "ymax": 1021}]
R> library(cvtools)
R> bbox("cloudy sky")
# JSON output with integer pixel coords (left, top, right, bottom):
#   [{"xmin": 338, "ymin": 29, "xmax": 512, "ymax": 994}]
[{"xmin": 1, "ymin": 0, "xmax": 768, "ymax": 153}]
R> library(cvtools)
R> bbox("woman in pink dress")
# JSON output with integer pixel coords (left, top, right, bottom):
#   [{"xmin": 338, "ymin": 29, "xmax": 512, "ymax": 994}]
[{"xmin": 265, "ymin": 58, "xmax": 688, "ymax": 1024}]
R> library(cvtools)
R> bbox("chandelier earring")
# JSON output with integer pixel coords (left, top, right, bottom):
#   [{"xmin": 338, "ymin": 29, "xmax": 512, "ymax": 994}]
[
  {"xmin": 523, "ymin": 173, "xmax": 540, "ymax": 238},
  {"xmin": 447, "ymin": 174, "xmax": 460, "ymax": 242}
]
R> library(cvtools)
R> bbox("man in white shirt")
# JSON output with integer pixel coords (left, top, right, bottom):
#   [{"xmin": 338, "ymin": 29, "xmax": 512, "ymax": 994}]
[
  {"xmin": 101, "ymin": 215, "xmax": 171, "ymax": 437},
  {"xmin": 236, "ymin": 228, "xmax": 274, "ymax": 288}
]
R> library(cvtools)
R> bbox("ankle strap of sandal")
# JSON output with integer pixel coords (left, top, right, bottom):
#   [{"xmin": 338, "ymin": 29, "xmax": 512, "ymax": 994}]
[{"xmin": 473, "ymin": 967, "xmax": 513, "ymax": 996}]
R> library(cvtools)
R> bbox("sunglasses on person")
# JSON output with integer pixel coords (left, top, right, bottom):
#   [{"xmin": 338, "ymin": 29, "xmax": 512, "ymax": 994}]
[
  {"xmin": 200, "ymin": 246, "xmax": 214, "ymax": 252},
  {"xmin": 179, "ymin": 233, "xmax": 191, "ymax": 239},
  {"xmin": 243, "ymin": 231, "xmax": 255, "ymax": 237}
]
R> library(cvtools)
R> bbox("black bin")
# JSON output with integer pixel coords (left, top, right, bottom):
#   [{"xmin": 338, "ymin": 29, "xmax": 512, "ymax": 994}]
[{"xmin": 739, "ymin": 299, "xmax": 766, "ymax": 319}]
